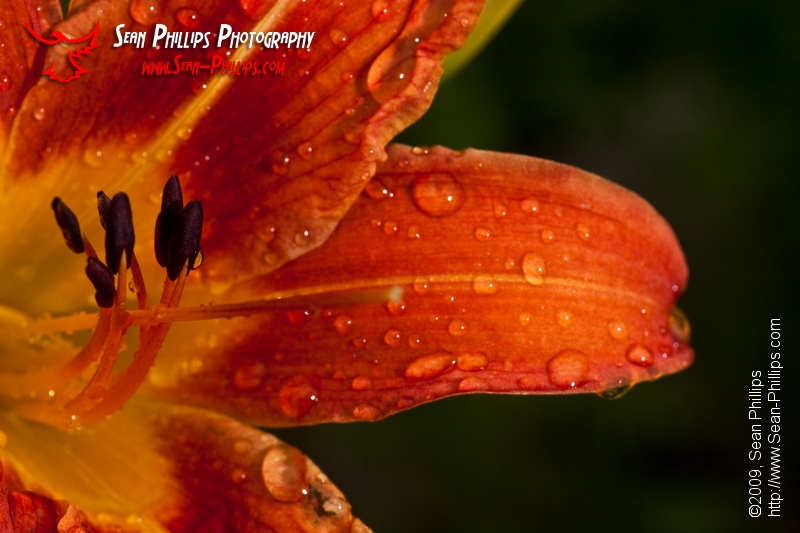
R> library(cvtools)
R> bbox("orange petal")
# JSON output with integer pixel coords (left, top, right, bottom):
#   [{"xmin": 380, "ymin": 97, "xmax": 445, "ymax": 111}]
[
  {"xmin": 0, "ymin": 0, "xmax": 483, "ymax": 313},
  {"xmin": 1, "ymin": 404, "xmax": 366, "ymax": 532},
  {"xmin": 147, "ymin": 145, "xmax": 692, "ymax": 426}
]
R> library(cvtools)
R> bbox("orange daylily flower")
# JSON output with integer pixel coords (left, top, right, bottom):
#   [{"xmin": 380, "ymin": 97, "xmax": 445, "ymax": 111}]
[{"xmin": 0, "ymin": 0, "xmax": 692, "ymax": 531}]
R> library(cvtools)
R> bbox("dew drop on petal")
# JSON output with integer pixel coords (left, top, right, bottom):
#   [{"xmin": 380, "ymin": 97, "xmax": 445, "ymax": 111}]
[
  {"xmin": 371, "ymin": 0, "xmax": 390, "ymax": 21},
  {"xmin": 413, "ymin": 277, "xmax": 430, "ymax": 294},
  {"xmin": 555, "ymin": 309, "xmax": 573, "ymax": 328},
  {"xmin": 175, "ymin": 7, "xmax": 201, "ymax": 28},
  {"xmin": 233, "ymin": 362, "xmax": 267, "ymax": 391},
  {"xmin": 518, "ymin": 313, "xmax": 532, "ymax": 327},
  {"xmin": 383, "ymin": 328, "xmax": 401, "ymax": 346},
  {"xmin": 522, "ymin": 253, "xmax": 547, "ymax": 285},
  {"xmin": 0, "ymin": 72, "xmax": 11, "ymax": 92},
  {"xmin": 130, "ymin": 0, "xmax": 159, "ymax": 24},
  {"xmin": 261, "ymin": 445, "xmax": 307, "ymax": 503},
  {"xmin": 474, "ymin": 227, "xmax": 491, "ymax": 241},
  {"xmin": 410, "ymin": 173, "xmax": 465, "ymax": 217},
  {"xmin": 668, "ymin": 305, "xmax": 691, "ymax": 343},
  {"xmin": 296, "ymin": 142, "xmax": 313, "ymax": 159},
  {"xmin": 231, "ymin": 469, "xmax": 246, "ymax": 484},
  {"xmin": 520, "ymin": 197, "xmax": 540, "ymax": 214},
  {"xmin": 386, "ymin": 301, "xmax": 405, "ymax": 316},
  {"xmin": 607, "ymin": 320, "xmax": 628, "ymax": 340},
  {"xmin": 333, "ymin": 314, "xmax": 353, "ymax": 334},
  {"xmin": 329, "ymin": 28, "xmax": 347, "ymax": 47},
  {"xmin": 278, "ymin": 377, "xmax": 320, "ymax": 418},
  {"xmin": 472, "ymin": 275, "xmax": 497, "ymax": 295},
  {"xmin": 407, "ymin": 225, "xmax": 421, "ymax": 239},
  {"xmin": 458, "ymin": 376, "xmax": 490, "ymax": 391},
  {"xmin": 456, "ymin": 352, "xmax": 488, "ymax": 371},
  {"xmin": 626, "ymin": 344, "xmax": 654, "ymax": 367},
  {"xmin": 405, "ymin": 352, "xmax": 456, "ymax": 380},
  {"xmin": 353, "ymin": 404, "xmax": 381, "ymax": 420},
  {"xmin": 365, "ymin": 179, "xmax": 393, "ymax": 200},
  {"xmin": 540, "ymin": 229, "xmax": 555, "ymax": 243},
  {"xmin": 448, "ymin": 319, "xmax": 467, "ymax": 336},
  {"xmin": 322, "ymin": 496, "xmax": 350, "ymax": 518},
  {"xmin": 350, "ymin": 375, "xmax": 373, "ymax": 391},
  {"xmin": 32, "ymin": 107, "xmax": 45, "ymax": 121},
  {"xmin": 407, "ymin": 334, "xmax": 421, "ymax": 349},
  {"xmin": 576, "ymin": 223, "xmax": 591, "ymax": 241},
  {"xmin": 547, "ymin": 350, "xmax": 589, "ymax": 389}
]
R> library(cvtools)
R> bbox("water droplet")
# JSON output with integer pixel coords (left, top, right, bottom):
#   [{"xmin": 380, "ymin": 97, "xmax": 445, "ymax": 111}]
[
  {"xmin": 626, "ymin": 344, "xmax": 654, "ymax": 367},
  {"xmin": 547, "ymin": 350, "xmax": 589, "ymax": 388},
  {"xmin": 343, "ymin": 123, "xmax": 362, "ymax": 144},
  {"xmin": 353, "ymin": 404, "xmax": 381, "ymax": 420},
  {"xmin": 504, "ymin": 258, "xmax": 517, "ymax": 270},
  {"xmin": 413, "ymin": 277, "xmax": 430, "ymax": 294},
  {"xmin": 456, "ymin": 352, "xmax": 487, "ymax": 371},
  {"xmin": 152, "ymin": 303, "xmax": 167, "ymax": 319},
  {"xmin": 407, "ymin": 334, "xmax": 421, "ymax": 349},
  {"xmin": 472, "ymin": 275, "xmax": 497, "ymax": 295},
  {"xmin": 0, "ymin": 72, "xmax": 11, "ymax": 92},
  {"xmin": 329, "ymin": 28, "xmax": 347, "ymax": 47},
  {"xmin": 261, "ymin": 444, "xmax": 307, "ymax": 502},
  {"xmin": 448, "ymin": 319, "xmax": 467, "ymax": 336},
  {"xmin": 598, "ymin": 384, "xmax": 631, "ymax": 400},
  {"xmin": 287, "ymin": 310, "xmax": 311, "ymax": 326},
  {"xmin": 493, "ymin": 200, "xmax": 507, "ymax": 218},
  {"xmin": 272, "ymin": 154, "xmax": 289, "ymax": 175},
  {"xmin": 518, "ymin": 313, "xmax": 532, "ymax": 327},
  {"xmin": 323, "ymin": 496, "xmax": 350, "ymax": 517},
  {"xmin": 521, "ymin": 253, "xmax": 547, "ymax": 285},
  {"xmin": 278, "ymin": 377, "xmax": 320, "ymax": 418},
  {"xmin": 371, "ymin": 0, "xmax": 390, "ymax": 21},
  {"xmin": 233, "ymin": 362, "xmax": 267, "ymax": 391},
  {"xmin": 576, "ymin": 223, "xmax": 591, "ymax": 241},
  {"xmin": 386, "ymin": 301, "xmax": 405, "ymax": 316},
  {"xmin": 607, "ymin": 320, "xmax": 628, "ymax": 340},
  {"xmin": 351, "ymin": 375, "xmax": 372, "ymax": 391},
  {"xmin": 668, "ymin": 306, "xmax": 691, "ymax": 343},
  {"xmin": 231, "ymin": 469, "xmax": 247, "ymax": 484},
  {"xmin": 351, "ymin": 337, "xmax": 367, "ymax": 349},
  {"xmin": 458, "ymin": 376, "xmax": 490, "ymax": 391},
  {"xmin": 407, "ymin": 225, "xmax": 420, "ymax": 239},
  {"xmin": 410, "ymin": 173, "xmax": 465, "ymax": 217},
  {"xmin": 474, "ymin": 227, "xmax": 491, "ymax": 241},
  {"xmin": 383, "ymin": 220, "xmax": 398, "ymax": 235},
  {"xmin": 520, "ymin": 197, "xmax": 540, "ymax": 214},
  {"xmin": 383, "ymin": 328, "xmax": 401, "ymax": 346},
  {"xmin": 540, "ymin": 229, "xmax": 555, "ymax": 243},
  {"xmin": 176, "ymin": 127, "xmax": 192, "ymax": 140},
  {"xmin": 32, "ymin": 107, "xmax": 45, "ymax": 121},
  {"xmin": 333, "ymin": 315, "xmax": 353, "ymax": 333},
  {"xmin": 555, "ymin": 309, "xmax": 572, "ymax": 328},
  {"xmin": 175, "ymin": 7, "xmax": 201, "ymax": 28},
  {"xmin": 296, "ymin": 142, "xmax": 313, "ymax": 159},
  {"xmin": 129, "ymin": 0, "xmax": 159, "ymax": 24},
  {"xmin": 365, "ymin": 179, "xmax": 393, "ymax": 200},
  {"xmin": 83, "ymin": 148, "xmax": 103, "ymax": 167},
  {"xmin": 405, "ymin": 352, "xmax": 456, "ymax": 380}
]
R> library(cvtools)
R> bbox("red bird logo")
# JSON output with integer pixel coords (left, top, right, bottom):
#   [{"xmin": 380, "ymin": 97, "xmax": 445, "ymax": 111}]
[{"xmin": 26, "ymin": 21, "xmax": 100, "ymax": 83}]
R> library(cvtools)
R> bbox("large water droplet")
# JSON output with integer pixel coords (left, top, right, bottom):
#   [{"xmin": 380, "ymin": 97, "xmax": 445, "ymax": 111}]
[
  {"xmin": 448, "ymin": 319, "xmax": 467, "ymax": 336},
  {"xmin": 472, "ymin": 275, "xmax": 497, "ymax": 295},
  {"xmin": 129, "ymin": 0, "xmax": 159, "ymax": 25},
  {"xmin": 547, "ymin": 350, "xmax": 589, "ymax": 388},
  {"xmin": 278, "ymin": 377, "xmax": 320, "ymax": 418},
  {"xmin": 175, "ymin": 7, "xmax": 201, "ymax": 28},
  {"xmin": 668, "ymin": 305, "xmax": 691, "ymax": 343},
  {"xmin": 233, "ymin": 362, "xmax": 267, "ymax": 391},
  {"xmin": 410, "ymin": 173, "xmax": 465, "ymax": 217},
  {"xmin": 456, "ymin": 352, "xmax": 487, "ymax": 371},
  {"xmin": 405, "ymin": 352, "xmax": 456, "ymax": 380},
  {"xmin": 261, "ymin": 444, "xmax": 307, "ymax": 502},
  {"xmin": 522, "ymin": 253, "xmax": 547, "ymax": 285},
  {"xmin": 353, "ymin": 404, "xmax": 381, "ymax": 420},
  {"xmin": 626, "ymin": 344, "xmax": 654, "ymax": 367}
]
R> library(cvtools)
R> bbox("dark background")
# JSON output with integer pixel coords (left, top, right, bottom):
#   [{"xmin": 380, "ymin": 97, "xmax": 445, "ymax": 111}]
[{"xmin": 275, "ymin": 1, "xmax": 799, "ymax": 531}]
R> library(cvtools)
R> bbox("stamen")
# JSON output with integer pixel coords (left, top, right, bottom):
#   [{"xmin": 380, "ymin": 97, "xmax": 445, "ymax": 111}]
[
  {"xmin": 167, "ymin": 199, "xmax": 203, "ymax": 280},
  {"xmin": 85, "ymin": 257, "xmax": 115, "ymax": 308},
  {"xmin": 96, "ymin": 190, "xmax": 111, "ymax": 230},
  {"xmin": 105, "ymin": 193, "xmax": 134, "ymax": 274},
  {"xmin": 51, "ymin": 197, "xmax": 85, "ymax": 254},
  {"xmin": 154, "ymin": 174, "xmax": 183, "ymax": 268}
]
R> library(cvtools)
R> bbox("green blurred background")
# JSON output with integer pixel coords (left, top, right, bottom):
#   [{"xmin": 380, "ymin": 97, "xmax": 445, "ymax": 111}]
[{"xmin": 274, "ymin": 1, "xmax": 799, "ymax": 531}]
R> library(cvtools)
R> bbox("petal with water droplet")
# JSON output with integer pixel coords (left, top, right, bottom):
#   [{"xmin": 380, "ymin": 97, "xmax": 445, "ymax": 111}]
[{"xmin": 148, "ymin": 145, "xmax": 692, "ymax": 426}]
